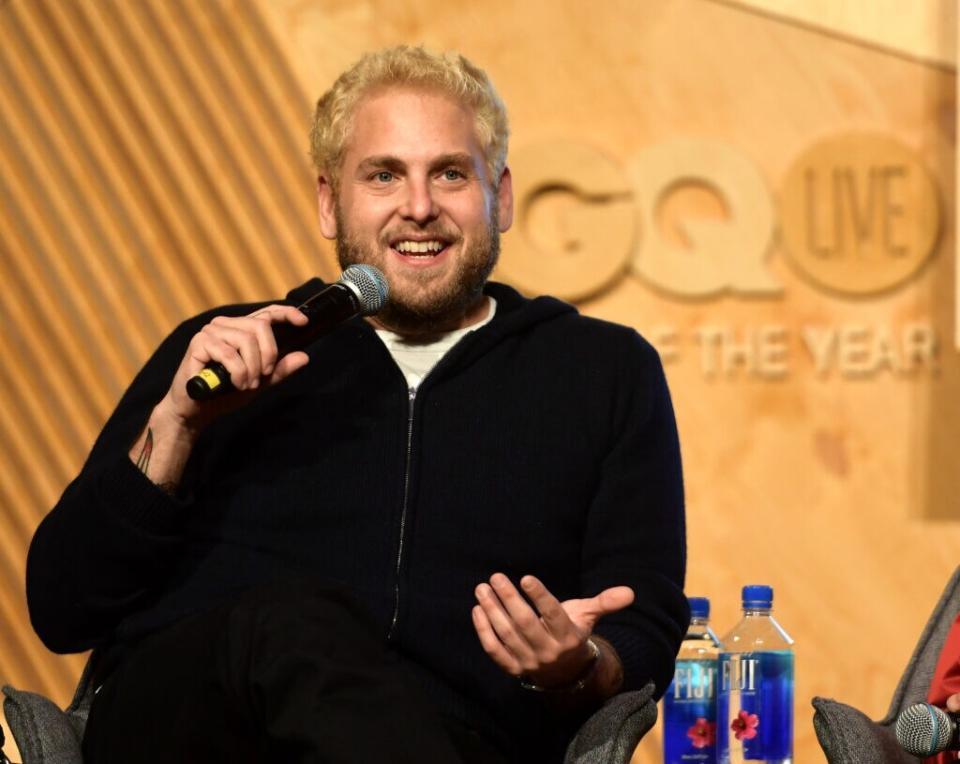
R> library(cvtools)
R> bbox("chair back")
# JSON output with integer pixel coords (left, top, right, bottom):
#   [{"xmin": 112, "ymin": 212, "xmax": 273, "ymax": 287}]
[{"xmin": 882, "ymin": 565, "xmax": 960, "ymax": 724}]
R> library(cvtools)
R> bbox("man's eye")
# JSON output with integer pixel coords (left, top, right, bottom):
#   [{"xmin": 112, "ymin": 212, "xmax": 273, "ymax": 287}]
[
  {"xmin": 443, "ymin": 169, "xmax": 465, "ymax": 181},
  {"xmin": 374, "ymin": 171, "xmax": 394, "ymax": 183}
]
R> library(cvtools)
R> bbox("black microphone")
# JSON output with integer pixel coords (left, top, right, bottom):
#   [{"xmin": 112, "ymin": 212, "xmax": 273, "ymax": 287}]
[
  {"xmin": 185, "ymin": 264, "xmax": 388, "ymax": 401},
  {"xmin": 895, "ymin": 702, "xmax": 960, "ymax": 756}
]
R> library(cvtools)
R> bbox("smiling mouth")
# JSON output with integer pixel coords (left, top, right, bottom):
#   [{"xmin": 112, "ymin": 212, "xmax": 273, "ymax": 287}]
[{"xmin": 391, "ymin": 239, "xmax": 451, "ymax": 259}]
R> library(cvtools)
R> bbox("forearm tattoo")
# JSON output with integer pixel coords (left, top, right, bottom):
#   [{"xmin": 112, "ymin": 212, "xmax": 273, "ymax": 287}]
[
  {"xmin": 134, "ymin": 427, "xmax": 154, "ymax": 474},
  {"xmin": 133, "ymin": 427, "xmax": 178, "ymax": 495}
]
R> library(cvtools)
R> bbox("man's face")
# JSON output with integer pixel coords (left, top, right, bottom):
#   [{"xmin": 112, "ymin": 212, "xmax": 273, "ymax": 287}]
[{"xmin": 317, "ymin": 87, "xmax": 513, "ymax": 335}]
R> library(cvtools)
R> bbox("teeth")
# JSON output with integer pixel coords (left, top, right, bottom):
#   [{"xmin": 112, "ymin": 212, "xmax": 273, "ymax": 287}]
[{"xmin": 395, "ymin": 240, "xmax": 444, "ymax": 254}]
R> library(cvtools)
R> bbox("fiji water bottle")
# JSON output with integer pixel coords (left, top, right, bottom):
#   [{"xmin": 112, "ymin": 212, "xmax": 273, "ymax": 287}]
[
  {"xmin": 717, "ymin": 585, "xmax": 794, "ymax": 764},
  {"xmin": 663, "ymin": 596, "xmax": 721, "ymax": 763}
]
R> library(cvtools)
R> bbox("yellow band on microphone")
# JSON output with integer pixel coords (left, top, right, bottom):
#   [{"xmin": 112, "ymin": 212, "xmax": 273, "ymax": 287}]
[{"xmin": 197, "ymin": 368, "xmax": 222, "ymax": 390}]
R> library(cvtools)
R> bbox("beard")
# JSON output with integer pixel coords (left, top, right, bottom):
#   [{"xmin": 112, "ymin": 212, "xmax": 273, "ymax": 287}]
[{"xmin": 335, "ymin": 205, "xmax": 500, "ymax": 337}]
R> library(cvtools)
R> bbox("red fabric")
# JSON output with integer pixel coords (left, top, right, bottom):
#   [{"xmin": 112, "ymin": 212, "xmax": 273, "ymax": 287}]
[{"xmin": 924, "ymin": 613, "xmax": 960, "ymax": 764}]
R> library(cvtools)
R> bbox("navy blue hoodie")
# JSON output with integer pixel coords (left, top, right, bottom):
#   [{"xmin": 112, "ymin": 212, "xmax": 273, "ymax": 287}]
[{"xmin": 28, "ymin": 280, "xmax": 687, "ymax": 761}]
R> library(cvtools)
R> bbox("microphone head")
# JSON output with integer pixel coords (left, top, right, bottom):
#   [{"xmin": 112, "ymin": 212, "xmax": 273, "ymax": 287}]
[
  {"xmin": 340, "ymin": 265, "xmax": 388, "ymax": 316},
  {"xmin": 895, "ymin": 703, "xmax": 953, "ymax": 756}
]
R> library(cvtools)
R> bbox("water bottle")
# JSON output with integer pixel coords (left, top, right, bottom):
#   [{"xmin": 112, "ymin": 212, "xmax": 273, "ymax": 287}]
[
  {"xmin": 717, "ymin": 585, "xmax": 794, "ymax": 764},
  {"xmin": 663, "ymin": 596, "xmax": 721, "ymax": 763}
]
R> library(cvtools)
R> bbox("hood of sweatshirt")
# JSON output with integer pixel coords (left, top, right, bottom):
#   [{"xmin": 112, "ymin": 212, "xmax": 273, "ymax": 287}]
[{"xmin": 284, "ymin": 278, "xmax": 577, "ymax": 378}]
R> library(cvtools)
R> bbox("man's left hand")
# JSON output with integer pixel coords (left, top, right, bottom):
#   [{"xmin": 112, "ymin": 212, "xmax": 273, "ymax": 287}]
[{"xmin": 471, "ymin": 573, "xmax": 633, "ymax": 690}]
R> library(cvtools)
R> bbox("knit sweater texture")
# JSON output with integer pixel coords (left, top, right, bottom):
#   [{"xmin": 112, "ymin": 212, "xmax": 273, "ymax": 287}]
[{"xmin": 27, "ymin": 280, "xmax": 688, "ymax": 761}]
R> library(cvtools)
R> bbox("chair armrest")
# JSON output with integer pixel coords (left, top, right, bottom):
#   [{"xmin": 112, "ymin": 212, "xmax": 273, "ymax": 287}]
[
  {"xmin": 564, "ymin": 682, "xmax": 658, "ymax": 764},
  {"xmin": 812, "ymin": 696, "xmax": 918, "ymax": 764},
  {"xmin": 2, "ymin": 686, "xmax": 84, "ymax": 764}
]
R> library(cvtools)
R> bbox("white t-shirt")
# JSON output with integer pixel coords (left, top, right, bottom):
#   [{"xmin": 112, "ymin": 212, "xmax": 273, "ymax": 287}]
[{"xmin": 374, "ymin": 298, "xmax": 497, "ymax": 389}]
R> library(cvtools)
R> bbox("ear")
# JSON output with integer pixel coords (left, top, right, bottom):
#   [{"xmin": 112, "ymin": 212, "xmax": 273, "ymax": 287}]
[
  {"xmin": 317, "ymin": 174, "xmax": 338, "ymax": 240},
  {"xmin": 496, "ymin": 166, "xmax": 513, "ymax": 233}
]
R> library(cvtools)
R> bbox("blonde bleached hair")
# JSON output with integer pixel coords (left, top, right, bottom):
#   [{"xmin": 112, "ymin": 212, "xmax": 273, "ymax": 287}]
[{"xmin": 310, "ymin": 46, "xmax": 509, "ymax": 189}]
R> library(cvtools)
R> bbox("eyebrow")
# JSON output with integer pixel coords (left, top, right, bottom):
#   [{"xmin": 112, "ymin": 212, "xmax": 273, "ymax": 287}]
[
  {"xmin": 356, "ymin": 155, "xmax": 406, "ymax": 175},
  {"xmin": 428, "ymin": 153, "xmax": 476, "ymax": 172},
  {"xmin": 356, "ymin": 153, "xmax": 479, "ymax": 175}
]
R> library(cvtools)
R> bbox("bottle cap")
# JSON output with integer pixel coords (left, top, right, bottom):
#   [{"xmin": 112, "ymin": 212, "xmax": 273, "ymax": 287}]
[
  {"xmin": 742, "ymin": 584, "xmax": 773, "ymax": 609},
  {"xmin": 687, "ymin": 596, "xmax": 710, "ymax": 619}
]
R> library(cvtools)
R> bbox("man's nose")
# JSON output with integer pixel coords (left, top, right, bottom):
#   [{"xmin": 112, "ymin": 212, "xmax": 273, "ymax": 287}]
[{"xmin": 399, "ymin": 177, "xmax": 439, "ymax": 223}]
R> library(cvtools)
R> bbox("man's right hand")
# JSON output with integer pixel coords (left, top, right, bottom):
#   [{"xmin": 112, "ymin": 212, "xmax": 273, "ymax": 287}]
[
  {"xmin": 162, "ymin": 305, "xmax": 310, "ymax": 430},
  {"xmin": 128, "ymin": 305, "xmax": 310, "ymax": 491},
  {"xmin": 947, "ymin": 693, "xmax": 960, "ymax": 713}
]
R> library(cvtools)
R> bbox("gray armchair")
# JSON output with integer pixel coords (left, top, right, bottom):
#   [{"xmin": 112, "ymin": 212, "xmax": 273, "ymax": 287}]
[
  {"xmin": 3, "ymin": 660, "xmax": 657, "ymax": 764},
  {"xmin": 811, "ymin": 565, "xmax": 960, "ymax": 763}
]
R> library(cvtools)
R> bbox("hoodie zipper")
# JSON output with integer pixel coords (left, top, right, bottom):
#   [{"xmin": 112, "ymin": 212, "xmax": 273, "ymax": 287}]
[{"xmin": 387, "ymin": 385, "xmax": 417, "ymax": 640}]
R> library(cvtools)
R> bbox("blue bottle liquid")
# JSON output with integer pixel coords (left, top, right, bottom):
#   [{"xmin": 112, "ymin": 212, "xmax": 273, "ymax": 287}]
[
  {"xmin": 717, "ymin": 585, "xmax": 794, "ymax": 764},
  {"xmin": 663, "ymin": 596, "xmax": 721, "ymax": 763}
]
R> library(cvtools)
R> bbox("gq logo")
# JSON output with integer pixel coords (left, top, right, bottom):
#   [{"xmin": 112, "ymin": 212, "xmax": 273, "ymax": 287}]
[{"xmin": 498, "ymin": 134, "xmax": 941, "ymax": 302}]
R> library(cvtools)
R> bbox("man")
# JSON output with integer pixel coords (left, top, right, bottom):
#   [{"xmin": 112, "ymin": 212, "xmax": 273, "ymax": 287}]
[
  {"xmin": 27, "ymin": 47, "xmax": 687, "ymax": 763},
  {"xmin": 927, "ymin": 615, "xmax": 960, "ymax": 763}
]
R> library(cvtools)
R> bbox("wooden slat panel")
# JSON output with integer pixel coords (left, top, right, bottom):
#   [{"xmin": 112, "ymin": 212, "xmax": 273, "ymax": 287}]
[
  {"xmin": 0, "ymin": 131, "xmax": 121, "ymax": 426},
  {"xmin": 47, "ymin": 0, "xmax": 252, "ymax": 304},
  {"xmin": 164, "ymin": 0, "xmax": 325, "ymax": 284},
  {"xmin": 131, "ymin": 0, "xmax": 298, "ymax": 294},
  {"xmin": 0, "ymin": 0, "xmax": 331, "ymax": 715}
]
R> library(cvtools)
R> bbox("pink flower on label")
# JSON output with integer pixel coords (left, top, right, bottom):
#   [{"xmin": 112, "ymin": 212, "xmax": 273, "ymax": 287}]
[
  {"xmin": 687, "ymin": 717, "xmax": 716, "ymax": 748},
  {"xmin": 731, "ymin": 709, "xmax": 760, "ymax": 741}
]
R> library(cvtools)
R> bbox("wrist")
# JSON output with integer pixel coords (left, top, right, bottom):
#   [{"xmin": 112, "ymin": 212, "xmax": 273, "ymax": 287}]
[
  {"xmin": 153, "ymin": 395, "xmax": 203, "ymax": 442},
  {"xmin": 519, "ymin": 635, "xmax": 625, "ymax": 712},
  {"xmin": 127, "ymin": 398, "xmax": 200, "ymax": 493},
  {"xmin": 520, "ymin": 638, "xmax": 601, "ymax": 694},
  {"xmin": 589, "ymin": 634, "xmax": 625, "ymax": 697}
]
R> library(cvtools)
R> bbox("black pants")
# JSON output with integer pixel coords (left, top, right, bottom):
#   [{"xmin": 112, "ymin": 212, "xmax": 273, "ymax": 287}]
[{"xmin": 82, "ymin": 584, "xmax": 509, "ymax": 763}]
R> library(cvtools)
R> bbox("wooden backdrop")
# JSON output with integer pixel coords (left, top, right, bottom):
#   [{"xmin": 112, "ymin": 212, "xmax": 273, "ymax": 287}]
[{"xmin": 1, "ymin": 1, "xmax": 959, "ymax": 761}]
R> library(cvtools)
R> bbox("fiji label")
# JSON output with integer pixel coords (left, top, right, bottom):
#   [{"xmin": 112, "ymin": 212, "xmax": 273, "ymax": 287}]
[
  {"xmin": 663, "ymin": 659, "xmax": 718, "ymax": 763},
  {"xmin": 722, "ymin": 657, "xmax": 759, "ymax": 691},
  {"xmin": 717, "ymin": 651, "xmax": 794, "ymax": 762}
]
